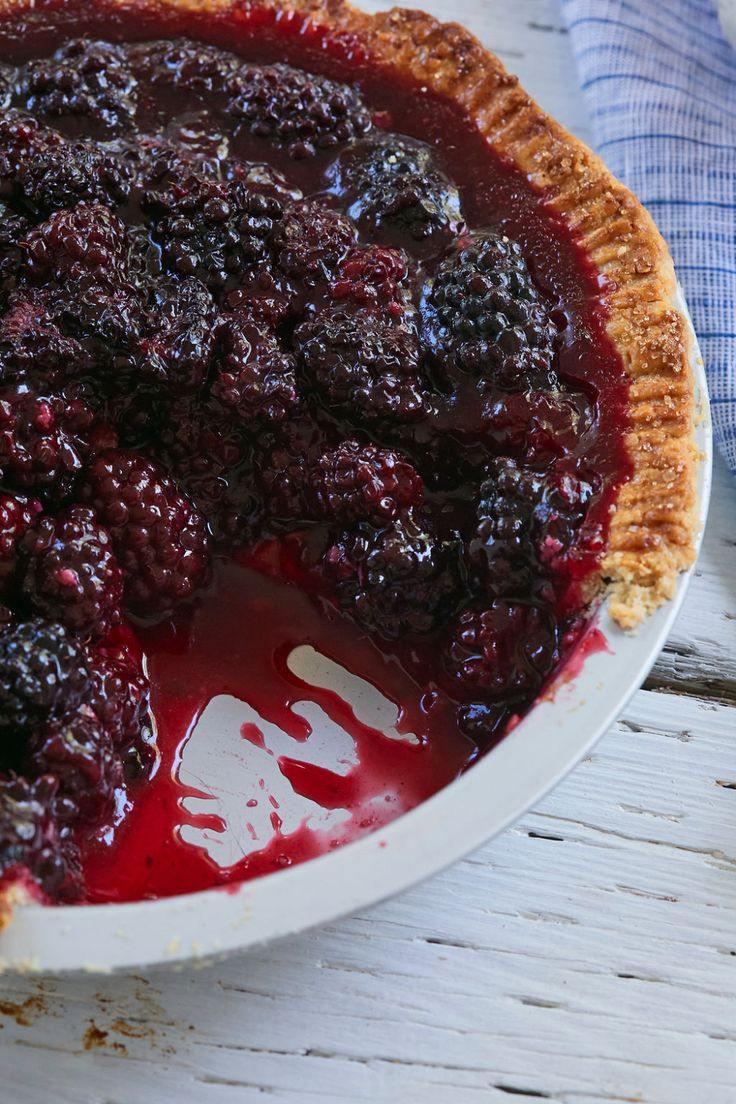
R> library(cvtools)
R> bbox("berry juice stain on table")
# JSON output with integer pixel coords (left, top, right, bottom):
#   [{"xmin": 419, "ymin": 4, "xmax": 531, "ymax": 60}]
[{"xmin": 0, "ymin": 3, "xmax": 630, "ymax": 904}]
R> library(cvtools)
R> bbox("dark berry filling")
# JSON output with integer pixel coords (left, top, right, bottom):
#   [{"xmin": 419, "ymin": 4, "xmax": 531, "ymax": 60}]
[{"xmin": 0, "ymin": 11, "xmax": 630, "ymax": 905}]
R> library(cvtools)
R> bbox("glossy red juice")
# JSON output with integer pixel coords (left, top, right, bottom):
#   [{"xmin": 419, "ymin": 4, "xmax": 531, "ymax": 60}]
[{"xmin": 0, "ymin": 1, "xmax": 631, "ymax": 903}]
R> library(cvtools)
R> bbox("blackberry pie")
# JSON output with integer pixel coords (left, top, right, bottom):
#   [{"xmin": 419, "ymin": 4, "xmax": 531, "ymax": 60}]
[{"xmin": 0, "ymin": 0, "xmax": 697, "ymax": 913}]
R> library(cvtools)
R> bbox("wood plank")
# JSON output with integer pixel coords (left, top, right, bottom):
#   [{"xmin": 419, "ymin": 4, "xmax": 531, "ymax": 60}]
[
  {"xmin": 2, "ymin": 690, "xmax": 735, "ymax": 1104},
  {"xmin": 648, "ymin": 458, "xmax": 736, "ymax": 698}
]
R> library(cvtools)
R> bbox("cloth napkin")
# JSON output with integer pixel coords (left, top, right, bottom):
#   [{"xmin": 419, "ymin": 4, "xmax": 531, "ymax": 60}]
[{"xmin": 560, "ymin": 0, "xmax": 736, "ymax": 474}]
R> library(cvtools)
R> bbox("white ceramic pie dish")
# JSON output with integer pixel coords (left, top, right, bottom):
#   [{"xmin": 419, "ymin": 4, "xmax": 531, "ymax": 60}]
[{"xmin": 0, "ymin": 290, "xmax": 711, "ymax": 975}]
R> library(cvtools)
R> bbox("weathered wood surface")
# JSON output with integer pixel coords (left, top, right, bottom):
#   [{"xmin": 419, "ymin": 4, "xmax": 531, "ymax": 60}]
[{"xmin": 2, "ymin": 3, "xmax": 734, "ymax": 1101}]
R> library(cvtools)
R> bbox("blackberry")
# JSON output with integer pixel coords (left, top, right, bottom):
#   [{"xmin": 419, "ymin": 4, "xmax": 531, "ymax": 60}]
[
  {"xmin": 325, "ymin": 511, "xmax": 463, "ymax": 639},
  {"xmin": 27, "ymin": 710, "xmax": 123, "ymax": 827},
  {"xmin": 81, "ymin": 449, "xmax": 212, "ymax": 616},
  {"xmin": 0, "ymin": 618, "xmax": 88, "ymax": 733},
  {"xmin": 137, "ymin": 277, "xmax": 219, "ymax": 392},
  {"xmin": 470, "ymin": 458, "xmax": 541, "ymax": 597},
  {"xmin": 49, "ymin": 275, "xmax": 143, "ymax": 361},
  {"xmin": 0, "ymin": 773, "xmax": 81, "ymax": 899},
  {"xmin": 0, "ymin": 492, "xmax": 42, "ymax": 596},
  {"xmin": 481, "ymin": 389, "xmax": 585, "ymax": 464},
  {"xmin": 22, "ymin": 204, "xmax": 130, "ymax": 286},
  {"xmin": 329, "ymin": 134, "xmax": 464, "ymax": 257},
  {"xmin": 22, "ymin": 505, "xmax": 123, "ymax": 639},
  {"xmin": 329, "ymin": 245, "xmax": 409, "ymax": 318},
  {"xmin": 259, "ymin": 439, "xmax": 311, "ymax": 522},
  {"xmin": 272, "ymin": 200, "xmax": 355, "ymax": 284},
  {"xmin": 224, "ymin": 264, "xmax": 296, "ymax": 329},
  {"xmin": 185, "ymin": 463, "xmax": 261, "ymax": 545},
  {"xmin": 0, "ymin": 201, "xmax": 31, "ymax": 307},
  {"xmin": 227, "ymin": 63, "xmax": 371, "ymax": 159},
  {"xmin": 101, "ymin": 379, "xmax": 164, "ymax": 453},
  {"xmin": 0, "ymin": 290, "xmax": 94, "ymax": 388},
  {"xmin": 0, "ymin": 381, "xmax": 94, "ymax": 497},
  {"xmin": 15, "ymin": 135, "xmax": 131, "ymax": 216},
  {"xmin": 444, "ymin": 600, "xmax": 559, "ymax": 700},
  {"xmin": 421, "ymin": 231, "xmax": 558, "ymax": 386},
  {"xmin": 0, "ymin": 110, "xmax": 54, "ymax": 180},
  {"xmin": 158, "ymin": 397, "xmax": 261, "ymax": 543},
  {"xmin": 131, "ymin": 39, "xmax": 239, "ymax": 98},
  {"xmin": 295, "ymin": 309, "xmax": 428, "ymax": 422},
  {"xmin": 127, "ymin": 135, "xmax": 202, "ymax": 193},
  {"xmin": 533, "ymin": 462, "xmax": 600, "ymax": 576},
  {"xmin": 142, "ymin": 169, "xmax": 285, "ymax": 292},
  {"xmin": 310, "ymin": 439, "xmax": 423, "ymax": 525},
  {"xmin": 0, "ymin": 114, "xmax": 126, "ymax": 219},
  {"xmin": 227, "ymin": 159, "xmax": 301, "ymax": 202},
  {"xmin": 456, "ymin": 702, "xmax": 508, "ymax": 752},
  {"xmin": 87, "ymin": 644, "xmax": 152, "ymax": 752},
  {"xmin": 471, "ymin": 457, "xmax": 598, "ymax": 595},
  {"xmin": 20, "ymin": 39, "xmax": 138, "ymax": 138},
  {"xmin": 212, "ymin": 315, "xmax": 298, "ymax": 425}
]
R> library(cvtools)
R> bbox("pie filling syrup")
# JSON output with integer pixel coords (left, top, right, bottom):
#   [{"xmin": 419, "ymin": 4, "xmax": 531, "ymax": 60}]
[{"xmin": 0, "ymin": 2, "xmax": 631, "ymax": 905}]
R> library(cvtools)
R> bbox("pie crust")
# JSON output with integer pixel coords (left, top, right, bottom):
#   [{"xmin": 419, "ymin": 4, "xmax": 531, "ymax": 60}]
[{"xmin": 78, "ymin": 0, "xmax": 697, "ymax": 630}]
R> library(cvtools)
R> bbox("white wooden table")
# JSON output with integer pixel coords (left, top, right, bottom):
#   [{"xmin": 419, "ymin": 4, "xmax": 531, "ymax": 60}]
[{"xmin": 3, "ymin": 3, "xmax": 735, "ymax": 1101}]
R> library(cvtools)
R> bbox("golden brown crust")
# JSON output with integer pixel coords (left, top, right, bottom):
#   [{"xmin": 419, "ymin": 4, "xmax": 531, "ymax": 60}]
[
  {"xmin": 219, "ymin": 0, "xmax": 697, "ymax": 628},
  {"xmin": 0, "ymin": 1, "xmax": 698, "ymax": 631}
]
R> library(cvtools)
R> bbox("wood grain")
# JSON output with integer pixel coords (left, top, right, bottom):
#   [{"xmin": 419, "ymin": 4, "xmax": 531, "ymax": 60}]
[{"xmin": 1, "ymin": 3, "xmax": 732, "ymax": 1102}]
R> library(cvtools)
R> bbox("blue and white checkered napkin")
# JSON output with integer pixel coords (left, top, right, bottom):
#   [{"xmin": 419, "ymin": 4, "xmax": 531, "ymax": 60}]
[{"xmin": 560, "ymin": 0, "xmax": 736, "ymax": 473}]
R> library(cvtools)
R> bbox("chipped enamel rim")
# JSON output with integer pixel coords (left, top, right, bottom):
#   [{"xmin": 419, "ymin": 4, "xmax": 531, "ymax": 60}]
[{"xmin": 0, "ymin": 289, "xmax": 711, "ymax": 974}]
